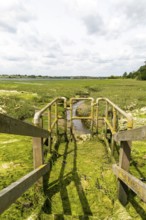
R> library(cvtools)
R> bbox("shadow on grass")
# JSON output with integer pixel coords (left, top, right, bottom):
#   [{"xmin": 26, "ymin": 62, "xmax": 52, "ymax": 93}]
[
  {"xmin": 128, "ymin": 192, "xmax": 146, "ymax": 220},
  {"xmin": 131, "ymin": 160, "xmax": 145, "ymax": 179},
  {"xmin": 41, "ymin": 133, "xmax": 92, "ymax": 219}
]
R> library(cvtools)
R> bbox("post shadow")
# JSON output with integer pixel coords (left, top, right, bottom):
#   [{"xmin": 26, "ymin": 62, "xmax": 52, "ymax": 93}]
[
  {"xmin": 72, "ymin": 134, "xmax": 93, "ymax": 218},
  {"xmin": 43, "ymin": 134, "xmax": 62, "ymax": 194},
  {"xmin": 42, "ymin": 135, "xmax": 72, "ymax": 216},
  {"xmin": 130, "ymin": 160, "xmax": 145, "ymax": 180},
  {"xmin": 128, "ymin": 192, "xmax": 146, "ymax": 220},
  {"xmin": 42, "ymin": 131, "xmax": 93, "ymax": 218}
]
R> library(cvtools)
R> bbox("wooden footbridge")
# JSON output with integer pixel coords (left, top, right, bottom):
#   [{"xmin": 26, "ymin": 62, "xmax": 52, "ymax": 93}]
[{"xmin": 0, "ymin": 97, "xmax": 146, "ymax": 219}]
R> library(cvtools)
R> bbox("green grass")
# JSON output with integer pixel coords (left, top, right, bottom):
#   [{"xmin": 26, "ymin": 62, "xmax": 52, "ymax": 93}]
[
  {"xmin": 38, "ymin": 136, "xmax": 132, "ymax": 219},
  {"xmin": 0, "ymin": 78, "xmax": 146, "ymax": 219},
  {"xmin": 1, "ymin": 78, "xmax": 146, "ymax": 118}
]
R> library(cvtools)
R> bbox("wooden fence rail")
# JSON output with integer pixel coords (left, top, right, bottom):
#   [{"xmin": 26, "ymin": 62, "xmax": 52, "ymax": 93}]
[
  {"xmin": 95, "ymin": 98, "xmax": 146, "ymax": 205},
  {"xmin": 0, "ymin": 163, "xmax": 50, "ymax": 214},
  {"xmin": 113, "ymin": 164, "xmax": 146, "ymax": 203},
  {"xmin": 0, "ymin": 97, "xmax": 67, "ymax": 215},
  {"xmin": 114, "ymin": 125, "xmax": 146, "ymax": 141},
  {"xmin": 0, "ymin": 113, "xmax": 49, "ymax": 137},
  {"xmin": 112, "ymin": 126, "xmax": 146, "ymax": 205}
]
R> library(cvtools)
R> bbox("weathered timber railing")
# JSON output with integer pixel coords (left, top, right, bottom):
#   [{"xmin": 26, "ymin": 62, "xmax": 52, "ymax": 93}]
[
  {"xmin": 70, "ymin": 97, "xmax": 94, "ymax": 134},
  {"xmin": 113, "ymin": 126, "xmax": 146, "ymax": 205},
  {"xmin": 33, "ymin": 97, "xmax": 67, "ymax": 167},
  {"xmin": 34, "ymin": 97, "xmax": 67, "ymax": 132},
  {"xmin": 95, "ymin": 97, "xmax": 133, "ymax": 154},
  {"xmin": 0, "ymin": 113, "xmax": 50, "ymax": 214},
  {"xmin": 95, "ymin": 98, "xmax": 146, "ymax": 205},
  {"xmin": 0, "ymin": 97, "xmax": 67, "ymax": 214}
]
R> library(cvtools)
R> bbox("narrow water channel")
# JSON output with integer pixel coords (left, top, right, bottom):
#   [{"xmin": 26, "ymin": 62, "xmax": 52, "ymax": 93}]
[{"xmin": 67, "ymin": 101, "xmax": 91, "ymax": 134}]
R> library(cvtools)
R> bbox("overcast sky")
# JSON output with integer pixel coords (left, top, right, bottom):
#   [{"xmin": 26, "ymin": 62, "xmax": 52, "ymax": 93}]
[{"xmin": 0, "ymin": 0, "xmax": 146, "ymax": 76}]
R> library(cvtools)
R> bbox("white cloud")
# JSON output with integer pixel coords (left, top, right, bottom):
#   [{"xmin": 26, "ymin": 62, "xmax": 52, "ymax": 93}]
[{"xmin": 0, "ymin": 0, "xmax": 146, "ymax": 76}]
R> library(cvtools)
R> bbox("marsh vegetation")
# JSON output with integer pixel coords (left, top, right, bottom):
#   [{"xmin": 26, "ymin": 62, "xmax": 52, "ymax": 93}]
[{"xmin": 0, "ymin": 78, "xmax": 146, "ymax": 219}]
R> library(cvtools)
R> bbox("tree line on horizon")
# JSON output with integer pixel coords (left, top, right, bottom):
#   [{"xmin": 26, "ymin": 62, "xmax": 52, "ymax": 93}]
[
  {"xmin": 0, "ymin": 63, "xmax": 146, "ymax": 80},
  {"xmin": 123, "ymin": 63, "xmax": 146, "ymax": 80}
]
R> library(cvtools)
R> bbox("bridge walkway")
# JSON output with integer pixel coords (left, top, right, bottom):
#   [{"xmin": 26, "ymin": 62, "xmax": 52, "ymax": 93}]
[{"xmin": 38, "ymin": 135, "xmax": 131, "ymax": 220}]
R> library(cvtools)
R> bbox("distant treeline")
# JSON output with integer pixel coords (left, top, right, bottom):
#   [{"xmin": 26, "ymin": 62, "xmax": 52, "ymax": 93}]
[
  {"xmin": 1, "ymin": 63, "xmax": 146, "ymax": 80},
  {"xmin": 123, "ymin": 64, "xmax": 146, "ymax": 80},
  {"xmin": 0, "ymin": 74, "xmax": 109, "ymax": 79}
]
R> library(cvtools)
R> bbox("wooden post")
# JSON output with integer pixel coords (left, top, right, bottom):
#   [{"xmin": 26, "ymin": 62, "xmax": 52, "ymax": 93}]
[
  {"xmin": 118, "ymin": 141, "xmax": 131, "ymax": 205},
  {"xmin": 111, "ymin": 108, "xmax": 117, "ymax": 155},
  {"xmin": 64, "ymin": 99, "xmax": 68, "ymax": 140},
  {"xmin": 33, "ymin": 116, "xmax": 44, "ymax": 183},
  {"xmin": 70, "ymin": 100, "xmax": 73, "ymax": 134},
  {"xmin": 105, "ymin": 101, "xmax": 108, "ymax": 137},
  {"xmin": 48, "ymin": 106, "xmax": 52, "ymax": 152},
  {"xmin": 90, "ymin": 100, "xmax": 94, "ymax": 135},
  {"xmin": 55, "ymin": 102, "xmax": 58, "ymax": 135},
  {"xmin": 96, "ymin": 102, "xmax": 99, "ymax": 134}
]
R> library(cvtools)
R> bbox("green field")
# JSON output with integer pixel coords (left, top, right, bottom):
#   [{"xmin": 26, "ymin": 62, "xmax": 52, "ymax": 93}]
[
  {"xmin": 0, "ymin": 78, "xmax": 146, "ymax": 117},
  {"xmin": 0, "ymin": 78, "xmax": 146, "ymax": 219}
]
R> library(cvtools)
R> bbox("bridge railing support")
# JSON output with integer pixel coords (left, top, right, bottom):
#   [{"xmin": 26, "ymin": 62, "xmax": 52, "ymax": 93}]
[
  {"xmin": 34, "ymin": 97, "xmax": 67, "ymax": 152},
  {"xmin": 0, "ymin": 97, "xmax": 67, "ymax": 214},
  {"xmin": 0, "ymin": 113, "xmax": 50, "ymax": 214},
  {"xmin": 95, "ymin": 97, "xmax": 133, "ymax": 156},
  {"xmin": 113, "ymin": 126, "xmax": 146, "ymax": 205}
]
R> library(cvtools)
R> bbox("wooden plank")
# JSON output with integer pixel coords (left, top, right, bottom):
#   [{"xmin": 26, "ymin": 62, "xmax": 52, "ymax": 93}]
[
  {"xmin": 33, "ymin": 117, "xmax": 44, "ymax": 185},
  {"xmin": 118, "ymin": 141, "xmax": 131, "ymax": 205},
  {"xmin": 0, "ymin": 163, "xmax": 50, "ymax": 214},
  {"xmin": 0, "ymin": 113, "xmax": 49, "ymax": 137},
  {"xmin": 113, "ymin": 164, "xmax": 146, "ymax": 202},
  {"xmin": 114, "ymin": 126, "xmax": 146, "ymax": 142},
  {"xmin": 119, "ymin": 141, "xmax": 131, "ymax": 170},
  {"xmin": 33, "ymin": 137, "xmax": 43, "ymax": 169}
]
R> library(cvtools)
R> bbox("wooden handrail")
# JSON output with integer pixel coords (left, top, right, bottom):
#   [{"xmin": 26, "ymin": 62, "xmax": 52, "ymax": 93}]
[
  {"xmin": 34, "ymin": 97, "xmax": 67, "ymax": 126},
  {"xmin": 0, "ymin": 163, "xmax": 50, "ymax": 214},
  {"xmin": 0, "ymin": 113, "xmax": 49, "ymax": 137},
  {"xmin": 114, "ymin": 126, "xmax": 146, "ymax": 141},
  {"xmin": 113, "ymin": 126, "xmax": 146, "ymax": 205},
  {"xmin": 95, "ymin": 97, "xmax": 133, "ymax": 133},
  {"xmin": 0, "ymin": 97, "xmax": 67, "ymax": 215},
  {"xmin": 113, "ymin": 164, "xmax": 146, "ymax": 202},
  {"xmin": 96, "ymin": 97, "xmax": 133, "ymax": 127}
]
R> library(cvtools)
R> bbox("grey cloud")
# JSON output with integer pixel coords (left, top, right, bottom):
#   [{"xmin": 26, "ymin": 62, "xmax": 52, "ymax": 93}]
[
  {"xmin": 3, "ymin": 55, "xmax": 28, "ymax": 62},
  {"xmin": 89, "ymin": 54, "xmax": 113, "ymax": 64},
  {"xmin": 114, "ymin": 0, "xmax": 146, "ymax": 27},
  {"xmin": 49, "ymin": 43, "xmax": 62, "ymax": 52},
  {"xmin": 9, "ymin": 2, "xmax": 36, "ymax": 23},
  {"xmin": 44, "ymin": 60, "xmax": 59, "ymax": 66},
  {"xmin": 82, "ymin": 14, "xmax": 105, "ymax": 35},
  {"xmin": 62, "ymin": 52, "xmax": 71, "ymax": 57},
  {"xmin": 20, "ymin": 34, "xmax": 42, "ymax": 49},
  {"xmin": 0, "ymin": 20, "xmax": 17, "ymax": 33},
  {"xmin": 0, "ymin": 2, "xmax": 36, "ymax": 34},
  {"xmin": 16, "ymin": 13, "xmax": 35, "ymax": 23},
  {"xmin": 133, "ymin": 54, "xmax": 145, "ymax": 60},
  {"xmin": 61, "ymin": 38, "xmax": 75, "ymax": 46},
  {"xmin": 124, "ymin": 1, "xmax": 146, "ymax": 25},
  {"xmin": 45, "ymin": 53, "xmax": 57, "ymax": 59}
]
